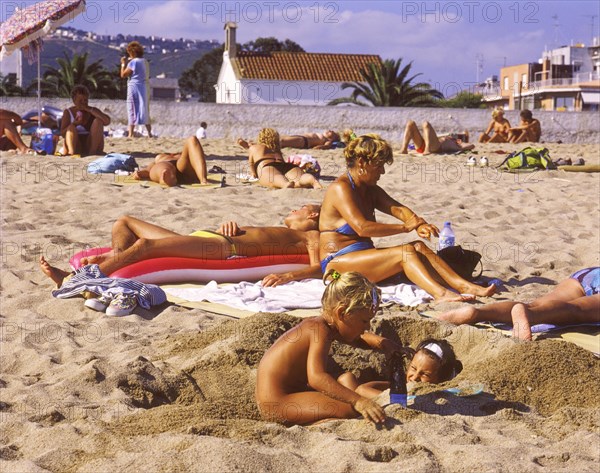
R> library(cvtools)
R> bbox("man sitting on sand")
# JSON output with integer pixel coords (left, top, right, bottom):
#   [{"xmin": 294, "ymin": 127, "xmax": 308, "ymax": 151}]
[
  {"xmin": 479, "ymin": 108, "xmax": 511, "ymax": 143},
  {"xmin": 238, "ymin": 129, "xmax": 342, "ymax": 150},
  {"xmin": 399, "ymin": 120, "xmax": 475, "ymax": 155},
  {"xmin": 437, "ymin": 267, "xmax": 600, "ymax": 340},
  {"xmin": 40, "ymin": 205, "xmax": 323, "ymax": 288},
  {"xmin": 132, "ymin": 136, "xmax": 209, "ymax": 186},
  {"xmin": 508, "ymin": 110, "xmax": 541, "ymax": 144},
  {"xmin": 0, "ymin": 109, "xmax": 36, "ymax": 155}
]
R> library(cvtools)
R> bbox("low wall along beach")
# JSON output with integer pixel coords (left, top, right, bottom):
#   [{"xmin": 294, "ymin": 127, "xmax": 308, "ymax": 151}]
[{"xmin": 4, "ymin": 97, "xmax": 599, "ymax": 143}]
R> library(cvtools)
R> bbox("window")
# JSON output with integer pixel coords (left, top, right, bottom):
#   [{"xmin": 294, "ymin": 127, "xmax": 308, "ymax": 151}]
[
  {"xmin": 503, "ymin": 76, "xmax": 509, "ymax": 91},
  {"xmin": 521, "ymin": 74, "xmax": 528, "ymax": 89}
]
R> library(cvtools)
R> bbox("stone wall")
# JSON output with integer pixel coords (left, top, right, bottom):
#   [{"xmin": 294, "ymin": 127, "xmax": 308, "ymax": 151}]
[{"xmin": 3, "ymin": 97, "xmax": 598, "ymax": 143}]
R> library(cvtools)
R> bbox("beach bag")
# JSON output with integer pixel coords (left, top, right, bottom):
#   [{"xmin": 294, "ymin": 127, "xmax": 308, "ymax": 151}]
[
  {"xmin": 437, "ymin": 245, "xmax": 483, "ymax": 281},
  {"xmin": 498, "ymin": 147, "xmax": 555, "ymax": 170},
  {"xmin": 87, "ymin": 153, "xmax": 138, "ymax": 174}
]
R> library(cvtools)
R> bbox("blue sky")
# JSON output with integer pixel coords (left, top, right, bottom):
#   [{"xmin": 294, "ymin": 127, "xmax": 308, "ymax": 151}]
[{"xmin": 3, "ymin": 1, "xmax": 599, "ymax": 92}]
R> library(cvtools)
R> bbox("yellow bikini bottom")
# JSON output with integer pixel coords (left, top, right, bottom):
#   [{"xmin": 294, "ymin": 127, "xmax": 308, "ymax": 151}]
[{"xmin": 188, "ymin": 230, "xmax": 237, "ymax": 257}]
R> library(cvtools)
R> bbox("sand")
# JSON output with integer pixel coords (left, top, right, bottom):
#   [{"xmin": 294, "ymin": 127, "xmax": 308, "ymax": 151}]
[{"xmin": 1, "ymin": 136, "xmax": 599, "ymax": 472}]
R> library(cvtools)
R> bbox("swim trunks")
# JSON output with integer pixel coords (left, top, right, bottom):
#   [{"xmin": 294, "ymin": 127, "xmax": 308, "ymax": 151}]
[
  {"xmin": 290, "ymin": 135, "xmax": 309, "ymax": 149},
  {"xmin": 188, "ymin": 230, "xmax": 237, "ymax": 257},
  {"xmin": 570, "ymin": 267, "xmax": 600, "ymax": 296}
]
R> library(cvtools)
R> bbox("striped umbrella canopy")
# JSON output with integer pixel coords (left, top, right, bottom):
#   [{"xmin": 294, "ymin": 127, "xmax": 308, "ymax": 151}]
[{"xmin": 0, "ymin": 0, "xmax": 86, "ymax": 57}]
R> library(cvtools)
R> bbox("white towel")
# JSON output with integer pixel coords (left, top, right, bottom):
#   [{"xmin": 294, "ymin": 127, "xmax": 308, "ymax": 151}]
[{"xmin": 164, "ymin": 279, "xmax": 431, "ymax": 313}]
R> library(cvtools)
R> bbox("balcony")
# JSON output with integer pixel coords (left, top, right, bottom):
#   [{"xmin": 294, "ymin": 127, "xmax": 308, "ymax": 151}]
[{"xmin": 531, "ymin": 72, "xmax": 600, "ymax": 88}]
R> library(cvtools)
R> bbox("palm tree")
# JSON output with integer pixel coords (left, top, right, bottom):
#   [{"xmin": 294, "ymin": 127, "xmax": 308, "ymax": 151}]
[
  {"xmin": 38, "ymin": 52, "xmax": 119, "ymax": 98},
  {"xmin": 328, "ymin": 58, "xmax": 443, "ymax": 107}
]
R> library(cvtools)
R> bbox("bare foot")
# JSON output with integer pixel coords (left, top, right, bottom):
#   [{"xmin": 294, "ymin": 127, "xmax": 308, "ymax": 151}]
[
  {"xmin": 39, "ymin": 256, "xmax": 71, "ymax": 287},
  {"xmin": 237, "ymin": 138, "xmax": 250, "ymax": 150},
  {"xmin": 434, "ymin": 291, "xmax": 476, "ymax": 303},
  {"xmin": 80, "ymin": 250, "xmax": 114, "ymax": 266},
  {"xmin": 283, "ymin": 181, "xmax": 295, "ymax": 189},
  {"xmin": 312, "ymin": 181, "xmax": 323, "ymax": 189},
  {"xmin": 399, "ymin": 148, "xmax": 408, "ymax": 154},
  {"xmin": 437, "ymin": 306, "xmax": 478, "ymax": 324},
  {"xmin": 458, "ymin": 282, "xmax": 496, "ymax": 298},
  {"xmin": 511, "ymin": 303, "xmax": 532, "ymax": 340}
]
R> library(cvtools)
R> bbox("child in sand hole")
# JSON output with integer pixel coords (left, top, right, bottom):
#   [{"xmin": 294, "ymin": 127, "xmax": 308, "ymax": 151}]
[{"xmin": 255, "ymin": 269, "xmax": 461, "ymax": 425}]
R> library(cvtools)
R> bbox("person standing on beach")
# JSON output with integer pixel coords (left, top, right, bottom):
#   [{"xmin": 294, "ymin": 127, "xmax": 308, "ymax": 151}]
[{"xmin": 121, "ymin": 41, "xmax": 152, "ymax": 138}]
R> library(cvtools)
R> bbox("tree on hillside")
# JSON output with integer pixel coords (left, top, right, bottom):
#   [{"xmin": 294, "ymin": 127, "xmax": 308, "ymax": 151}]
[
  {"xmin": 328, "ymin": 58, "xmax": 443, "ymax": 107},
  {"xmin": 37, "ymin": 52, "xmax": 119, "ymax": 99},
  {"xmin": 179, "ymin": 37, "xmax": 304, "ymax": 102},
  {"xmin": 243, "ymin": 37, "xmax": 304, "ymax": 53},
  {"xmin": 438, "ymin": 91, "xmax": 484, "ymax": 108}
]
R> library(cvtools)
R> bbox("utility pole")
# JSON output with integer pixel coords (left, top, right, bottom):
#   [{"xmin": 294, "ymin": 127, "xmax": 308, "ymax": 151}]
[{"xmin": 475, "ymin": 53, "xmax": 484, "ymax": 84}]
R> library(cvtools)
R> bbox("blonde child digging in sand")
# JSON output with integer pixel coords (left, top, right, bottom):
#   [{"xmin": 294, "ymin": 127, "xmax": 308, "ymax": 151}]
[{"xmin": 255, "ymin": 270, "xmax": 462, "ymax": 426}]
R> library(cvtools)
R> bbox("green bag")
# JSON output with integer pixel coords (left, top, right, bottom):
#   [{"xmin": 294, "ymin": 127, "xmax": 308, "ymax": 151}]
[{"xmin": 498, "ymin": 147, "xmax": 556, "ymax": 170}]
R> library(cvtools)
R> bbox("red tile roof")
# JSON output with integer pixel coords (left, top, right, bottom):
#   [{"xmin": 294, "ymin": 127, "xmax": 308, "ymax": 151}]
[{"xmin": 232, "ymin": 52, "xmax": 382, "ymax": 82}]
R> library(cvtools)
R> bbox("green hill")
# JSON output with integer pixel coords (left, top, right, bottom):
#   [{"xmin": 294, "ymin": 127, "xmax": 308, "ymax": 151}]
[{"xmin": 22, "ymin": 38, "xmax": 217, "ymax": 89}]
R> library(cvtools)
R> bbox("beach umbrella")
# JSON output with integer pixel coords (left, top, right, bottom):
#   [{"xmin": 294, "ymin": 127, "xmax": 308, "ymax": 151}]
[{"xmin": 0, "ymin": 0, "xmax": 87, "ymax": 126}]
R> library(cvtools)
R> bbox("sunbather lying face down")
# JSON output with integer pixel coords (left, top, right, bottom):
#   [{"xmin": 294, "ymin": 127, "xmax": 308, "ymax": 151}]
[{"xmin": 39, "ymin": 205, "xmax": 324, "ymax": 289}]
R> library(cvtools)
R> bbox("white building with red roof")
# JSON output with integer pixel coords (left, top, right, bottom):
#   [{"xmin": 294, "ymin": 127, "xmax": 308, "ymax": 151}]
[{"xmin": 216, "ymin": 22, "xmax": 381, "ymax": 105}]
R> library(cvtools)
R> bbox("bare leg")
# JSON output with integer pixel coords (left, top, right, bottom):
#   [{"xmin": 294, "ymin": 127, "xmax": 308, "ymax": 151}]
[
  {"xmin": 488, "ymin": 133, "xmax": 508, "ymax": 143},
  {"xmin": 0, "ymin": 119, "xmax": 31, "ymax": 153},
  {"xmin": 128, "ymin": 125, "xmax": 135, "ymax": 138},
  {"xmin": 511, "ymin": 303, "xmax": 532, "ymax": 340},
  {"xmin": 82, "ymin": 215, "xmax": 182, "ymax": 265},
  {"xmin": 439, "ymin": 277, "xmax": 588, "ymax": 325},
  {"xmin": 399, "ymin": 120, "xmax": 425, "ymax": 154},
  {"xmin": 421, "ymin": 121, "xmax": 442, "ymax": 154},
  {"xmin": 39, "ymin": 256, "xmax": 71, "ymax": 287},
  {"xmin": 258, "ymin": 391, "xmax": 358, "ymax": 425},
  {"xmin": 149, "ymin": 161, "xmax": 178, "ymax": 186},
  {"xmin": 98, "ymin": 234, "xmax": 233, "ymax": 275},
  {"xmin": 176, "ymin": 136, "xmax": 208, "ymax": 184},
  {"xmin": 412, "ymin": 241, "xmax": 496, "ymax": 297},
  {"xmin": 259, "ymin": 166, "xmax": 294, "ymax": 189},
  {"xmin": 64, "ymin": 124, "xmax": 81, "ymax": 155},
  {"xmin": 87, "ymin": 118, "xmax": 105, "ymax": 155},
  {"xmin": 285, "ymin": 167, "xmax": 322, "ymax": 189},
  {"xmin": 479, "ymin": 133, "xmax": 491, "ymax": 143},
  {"xmin": 145, "ymin": 124, "xmax": 153, "ymax": 138},
  {"xmin": 325, "ymin": 244, "xmax": 475, "ymax": 302}
]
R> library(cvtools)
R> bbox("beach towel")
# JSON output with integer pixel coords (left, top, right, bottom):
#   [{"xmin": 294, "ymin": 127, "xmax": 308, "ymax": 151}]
[
  {"xmin": 419, "ymin": 310, "xmax": 600, "ymax": 355},
  {"xmin": 112, "ymin": 173, "xmax": 225, "ymax": 189},
  {"xmin": 163, "ymin": 279, "xmax": 432, "ymax": 316},
  {"xmin": 88, "ymin": 153, "xmax": 138, "ymax": 174}
]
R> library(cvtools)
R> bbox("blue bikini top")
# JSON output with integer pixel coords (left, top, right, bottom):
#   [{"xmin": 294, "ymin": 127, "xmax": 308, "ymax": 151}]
[{"xmin": 323, "ymin": 171, "xmax": 363, "ymax": 236}]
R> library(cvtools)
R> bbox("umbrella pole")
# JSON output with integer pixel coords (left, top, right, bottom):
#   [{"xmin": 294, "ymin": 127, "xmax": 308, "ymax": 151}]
[{"xmin": 37, "ymin": 46, "xmax": 41, "ymax": 128}]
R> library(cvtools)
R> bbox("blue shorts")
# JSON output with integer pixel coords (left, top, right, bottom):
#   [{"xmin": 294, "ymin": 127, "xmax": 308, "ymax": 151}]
[{"xmin": 570, "ymin": 267, "xmax": 600, "ymax": 296}]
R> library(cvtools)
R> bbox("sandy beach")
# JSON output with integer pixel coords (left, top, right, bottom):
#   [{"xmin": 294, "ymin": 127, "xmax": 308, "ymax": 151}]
[{"xmin": 1, "ymin": 135, "xmax": 599, "ymax": 472}]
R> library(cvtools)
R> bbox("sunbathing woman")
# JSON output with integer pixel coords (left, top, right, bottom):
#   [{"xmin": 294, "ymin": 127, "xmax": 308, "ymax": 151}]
[
  {"xmin": 399, "ymin": 120, "xmax": 474, "ymax": 155},
  {"xmin": 478, "ymin": 108, "xmax": 511, "ymax": 143},
  {"xmin": 239, "ymin": 129, "xmax": 342, "ymax": 151},
  {"xmin": 438, "ymin": 267, "xmax": 600, "ymax": 340},
  {"xmin": 247, "ymin": 128, "xmax": 322, "ymax": 189},
  {"xmin": 0, "ymin": 109, "xmax": 35, "ymax": 154},
  {"xmin": 132, "ymin": 136, "xmax": 209, "ymax": 186},
  {"xmin": 319, "ymin": 134, "xmax": 496, "ymax": 302}
]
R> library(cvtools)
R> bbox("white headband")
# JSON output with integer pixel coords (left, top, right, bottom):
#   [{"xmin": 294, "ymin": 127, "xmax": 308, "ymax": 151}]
[{"xmin": 423, "ymin": 343, "xmax": 443, "ymax": 359}]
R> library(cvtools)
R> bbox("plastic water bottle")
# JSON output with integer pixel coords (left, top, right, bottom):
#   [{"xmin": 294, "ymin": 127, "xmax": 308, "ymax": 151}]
[
  {"xmin": 438, "ymin": 222, "xmax": 456, "ymax": 251},
  {"xmin": 389, "ymin": 352, "xmax": 407, "ymax": 407}
]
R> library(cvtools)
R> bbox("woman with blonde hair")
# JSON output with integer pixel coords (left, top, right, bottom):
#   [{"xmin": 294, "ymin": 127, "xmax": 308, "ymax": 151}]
[
  {"xmin": 478, "ymin": 107, "xmax": 511, "ymax": 143},
  {"xmin": 319, "ymin": 134, "xmax": 496, "ymax": 302},
  {"xmin": 120, "ymin": 41, "xmax": 152, "ymax": 138},
  {"xmin": 247, "ymin": 128, "xmax": 322, "ymax": 189}
]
